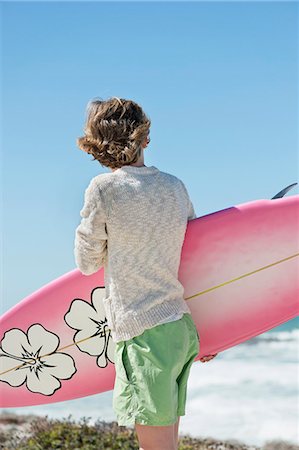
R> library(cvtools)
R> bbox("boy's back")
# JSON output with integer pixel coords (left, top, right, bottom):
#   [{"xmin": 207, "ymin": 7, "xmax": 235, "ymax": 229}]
[{"xmin": 74, "ymin": 164, "xmax": 196, "ymax": 343}]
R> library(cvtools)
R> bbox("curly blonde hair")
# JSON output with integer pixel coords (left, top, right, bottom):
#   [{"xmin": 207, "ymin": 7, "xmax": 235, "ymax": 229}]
[{"xmin": 76, "ymin": 96, "xmax": 151, "ymax": 170}]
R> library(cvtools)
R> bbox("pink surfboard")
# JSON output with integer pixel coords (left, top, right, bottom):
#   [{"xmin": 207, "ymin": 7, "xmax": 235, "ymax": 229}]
[{"xmin": 1, "ymin": 195, "xmax": 298, "ymax": 408}]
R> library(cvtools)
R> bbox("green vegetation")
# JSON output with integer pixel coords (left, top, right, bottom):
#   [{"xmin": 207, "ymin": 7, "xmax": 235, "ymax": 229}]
[{"xmin": 0, "ymin": 413, "xmax": 297, "ymax": 450}]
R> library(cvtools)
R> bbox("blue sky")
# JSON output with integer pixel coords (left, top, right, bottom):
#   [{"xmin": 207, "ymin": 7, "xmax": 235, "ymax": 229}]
[{"xmin": 2, "ymin": 1, "xmax": 298, "ymax": 314}]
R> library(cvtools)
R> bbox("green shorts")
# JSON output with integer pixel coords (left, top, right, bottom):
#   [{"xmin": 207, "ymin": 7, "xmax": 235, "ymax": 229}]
[{"xmin": 112, "ymin": 312, "xmax": 200, "ymax": 427}]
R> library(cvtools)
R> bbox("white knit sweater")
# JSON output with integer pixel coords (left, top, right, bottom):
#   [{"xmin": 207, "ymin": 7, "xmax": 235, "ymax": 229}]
[{"xmin": 74, "ymin": 165, "xmax": 197, "ymax": 343}]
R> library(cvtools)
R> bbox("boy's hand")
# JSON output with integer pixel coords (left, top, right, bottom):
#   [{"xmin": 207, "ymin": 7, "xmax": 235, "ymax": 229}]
[{"xmin": 200, "ymin": 353, "xmax": 218, "ymax": 363}]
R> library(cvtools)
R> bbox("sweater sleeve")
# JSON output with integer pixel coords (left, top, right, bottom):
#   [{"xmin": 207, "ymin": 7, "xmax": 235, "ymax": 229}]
[
  {"xmin": 74, "ymin": 178, "xmax": 108, "ymax": 275},
  {"xmin": 188, "ymin": 199, "xmax": 197, "ymax": 221},
  {"xmin": 179, "ymin": 180, "xmax": 197, "ymax": 221}
]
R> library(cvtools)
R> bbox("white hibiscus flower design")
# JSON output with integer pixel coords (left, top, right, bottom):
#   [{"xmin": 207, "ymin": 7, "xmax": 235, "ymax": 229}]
[
  {"xmin": 0, "ymin": 324, "xmax": 76, "ymax": 395},
  {"xmin": 64, "ymin": 287, "xmax": 115, "ymax": 367}
]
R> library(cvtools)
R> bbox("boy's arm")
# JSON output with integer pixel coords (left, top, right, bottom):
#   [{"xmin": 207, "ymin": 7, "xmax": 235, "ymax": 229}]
[
  {"xmin": 188, "ymin": 198, "xmax": 197, "ymax": 221},
  {"xmin": 179, "ymin": 180, "xmax": 197, "ymax": 220},
  {"xmin": 74, "ymin": 178, "xmax": 108, "ymax": 275}
]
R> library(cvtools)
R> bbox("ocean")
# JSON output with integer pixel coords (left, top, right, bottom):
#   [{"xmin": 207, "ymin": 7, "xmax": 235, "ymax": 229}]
[{"xmin": 2, "ymin": 317, "xmax": 298, "ymax": 447}]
